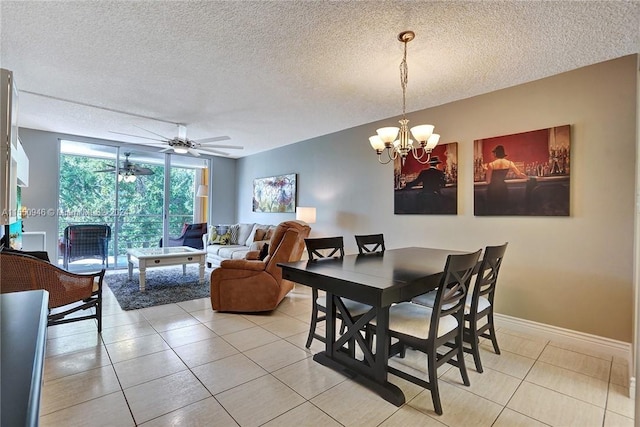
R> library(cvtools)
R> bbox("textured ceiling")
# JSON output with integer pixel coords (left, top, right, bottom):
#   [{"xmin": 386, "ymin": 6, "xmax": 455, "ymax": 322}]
[{"xmin": 1, "ymin": 1, "xmax": 639, "ymax": 158}]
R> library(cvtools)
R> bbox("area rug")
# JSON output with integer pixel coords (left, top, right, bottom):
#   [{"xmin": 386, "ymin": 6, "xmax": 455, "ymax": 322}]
[{"xmin": 105, "ymin": 266, "xmax": 210, "ymax": 310}]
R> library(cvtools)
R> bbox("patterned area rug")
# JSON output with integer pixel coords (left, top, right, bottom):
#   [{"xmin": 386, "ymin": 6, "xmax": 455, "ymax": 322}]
[{"xmin": 106, "ymin": 265, "xmax": 210, "ymax": 310}]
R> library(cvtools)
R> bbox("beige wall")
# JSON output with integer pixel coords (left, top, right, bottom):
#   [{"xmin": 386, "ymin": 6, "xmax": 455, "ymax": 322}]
[{"xmin": 237, "ymin": 55, "xmax": 639, "ymax": 342}]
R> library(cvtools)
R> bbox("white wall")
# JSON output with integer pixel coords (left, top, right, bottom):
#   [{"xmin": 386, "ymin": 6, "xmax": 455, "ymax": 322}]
[{"xmin": 236, "ymin": 55, "xmax": 639, "ymax": 342}]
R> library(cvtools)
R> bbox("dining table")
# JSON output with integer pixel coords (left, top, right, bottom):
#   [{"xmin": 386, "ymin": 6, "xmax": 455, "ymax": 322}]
[{"xmin": 278, "ymin": 246, "xmax": 469, "ymax": 407}]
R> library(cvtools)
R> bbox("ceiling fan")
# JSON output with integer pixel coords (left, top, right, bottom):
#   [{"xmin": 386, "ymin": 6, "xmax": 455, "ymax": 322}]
[
  {"xmin": 95, "ymin": 152, "xmax": 154, "ymax": 182},
  {"xmin": 110, "ymin": 124, "xmax": 242, "ymax": 157}
]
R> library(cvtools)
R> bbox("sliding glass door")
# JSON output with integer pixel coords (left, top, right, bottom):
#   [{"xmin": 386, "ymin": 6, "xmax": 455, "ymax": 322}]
[{"xmin": 58, "ymin": 140, "xmax": 209, "ymax": 271}]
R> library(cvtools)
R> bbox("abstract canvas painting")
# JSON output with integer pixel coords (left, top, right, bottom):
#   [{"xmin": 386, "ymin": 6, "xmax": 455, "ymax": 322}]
[
  {"xmin": 394, "ymin": 142, "xmax": 458, "ymax": 215},
  {"xmin": 473, "ymin": 125, "xmax": 571, "ymax": 216},
  {"xmin": 252, "ymin": 173, "xmax": 297, "ymax": 213}
]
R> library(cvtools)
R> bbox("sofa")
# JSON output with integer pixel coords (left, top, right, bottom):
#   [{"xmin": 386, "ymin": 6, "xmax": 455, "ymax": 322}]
[
  {"xmin": 210, "ymin": 220, "xmax": 311, "ymax": 312},
  {"xmin": 202, "ymin": 223, "xmax": 279, "ymax": 268}
]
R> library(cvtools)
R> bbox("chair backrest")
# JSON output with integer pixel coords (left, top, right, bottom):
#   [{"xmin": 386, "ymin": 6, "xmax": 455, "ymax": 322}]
[
  {"xmin": 430, "ymin": 249, "xmax": 482, "ymax": 339},
  {"xmin": 304, "ymin": 237, "xmax": 344, "ymax": 260},
  {"xmin": 470, "ymin": 243, "xmax": 508, "ymax": 311},
  {"xmin": 354, "ymin": 234, "xmax": 385, "ymax": 254},
  {"xmin": 0, "ymin": 251, "xmax": 99, "ymax": 307}
]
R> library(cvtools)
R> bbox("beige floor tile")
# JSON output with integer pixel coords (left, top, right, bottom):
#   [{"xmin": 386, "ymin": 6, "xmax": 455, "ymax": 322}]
[
  {"xmin": 525, "ymin": 361, "xmax": 608, "ymax": 407},
  {"xmin": 41, "ymin": 366, "xmax": 121, "ymax": 415},
  {"xmin": 312, "ymin": 379, "xmax": 400, "ymax": 426},
  {"xmin": 488, "ymin": 330, "xmax": 547, "ymax": 359},
  {"xmin": 538, "ymin": 345, "xmax": 611, "ymax": 381},
  {"xmin": 285, "ymin": 330, "xmax": 325, "ymax": 354},
  {"xmin": 259, "ymin": 316, "xmax": 311, "ymax": 338},
  {"xmin": 441, "ymin": 365, "xmax": 520, "ymax": 406},
  {"xmin": 203, "ymin": 315, "xmax": 256, "ymax": 335},
  {"xmin": 547, "ymin": 340, "xmax": 613, "ymax": 361},
  {"xmin": 189, "ymin": 307, "xmax": 234, "ymax": 323},
  {"xmin": 105, "ymin": 333, "xmax": 170, "ymax": 364},
  {"xmin": 241, "ymin": 309, "xmax": 294, "ymax": 326},
  {"xmin": 275, "ymin": 296, "xmax": 314, "ymax": 318},
  {"xmin": 44, "ymin": 344, "xmax": 111, "ymax": 382},
  {"xmin": 125, "ymin": 370, "xmax": 211, "ymax": 424},
  {"xmin": 172, "ymin": 336, "xmax": 239, "ymax": 367},
  {"xmin": 408, "ymin": 380, "xmax": 502, "ymax": 423},
  {"xmin": 261, "ymin": 402, "xmax": 343, "ymax": 427},
  {"xmin": 475, "ymin": 348, "xmax": 536, "ymax": 379},
  {"xmin": 45, "ymin": 330, "xmax": 103, "ymax": 358},
  {"xmin": 159, "ymin": 322, "xmax": 218, "ymax": 348},
  {"xmin": 492, "ymin": 408, "xmax": 548, "ymax": 427},
  {"xmin": 139, "ymin": 396, "xmax": 238, "ymax": 426},
  {"xmin": 99, "ymin": 320, "xmax": 157, "ymax": 345},
  {"xmin": 144, "ymin": 311, "xmax": 199, "ymax": 333},
  {"xmin": 40, "ymin": 391, "xmax": 135, "ymax": 427},
  {"xmin": 272, "ymin": 357, "xmax": 347, "ymax": 399},
  {"xmin": 192, "ymin": 353, "xmax": 268, "ymax": 395},
  {"xmin": 46, "ymin": 319, "xmax": 98, "ymax": 339},
  {"xmin": 507, "ymin": 381, "xmax": 604, "ymax": 426},
  {"xmin": 176, "ymin": 297, "xmax": 211, "ymax": 313},
  {"xmin": 378, "ymin": 405, "xmax": 446, "ymax": 427},
  {"xmin": 243, "ymin": 339, "xmax": 311, "ymax": 372},
  {"xmin": 113, "ymin": 349, "xmax": 187, "ymax": 389},
  {"xmin": 610, "ymin": 362, "xmax": 630, "ymax": 387},
  {"xmin": 215, "ymin": 375, "xmax": 305, "ymax": 427},
  {"xmin": 101, "ymin": 310, "xmax": 146, "ymax": 329},
  {"xmin": 607, "ymin": 383, "xmax": 635, "ymax": 419},
  {"xmin": 139, "ymin": 303, "xmax": 188, "ymax": 321},
  {"xmin": 221, "ymin": 325, "xmax": 281, "ymax": 352},
  {"xmin": 604, "ymin": 409, "xmax": 634, "ymax": 427}
]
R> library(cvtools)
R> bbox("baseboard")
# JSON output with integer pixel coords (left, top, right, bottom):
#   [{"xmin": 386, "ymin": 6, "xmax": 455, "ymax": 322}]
[{"xmin": 494, "ymin": 313, "xmax": 632, "ymax": 386}]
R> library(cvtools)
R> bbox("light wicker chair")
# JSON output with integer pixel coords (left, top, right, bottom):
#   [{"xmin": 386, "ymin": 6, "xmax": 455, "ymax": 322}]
[{"xmin": 0, "ymin": 250, "xmax": 105, "ymax": 331}]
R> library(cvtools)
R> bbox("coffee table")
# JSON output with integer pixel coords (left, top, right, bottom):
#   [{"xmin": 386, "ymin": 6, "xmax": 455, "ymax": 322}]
[{"xmin": 127, "ymin": 246, "xmax": 207, "ymax": 292}]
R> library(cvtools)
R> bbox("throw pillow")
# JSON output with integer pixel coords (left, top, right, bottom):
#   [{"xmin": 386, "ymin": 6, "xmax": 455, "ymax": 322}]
[
  {"xmin": 228, "ymin": 224, "xmax": 240, "ymax": 244},
  {"xmin": 259, "ymin": 243, "xmax": 269, "ymax": 260},
  {"xmin": 207, "ymin": 226, "xmax": 218, "ymax": 245},
  {"xmin": 254, "ymin": 228, "xmax": 267, "ymax": 242},
  {"xmin": 219, "ymin": 231, "xmax": 232, "ymax": 245}
]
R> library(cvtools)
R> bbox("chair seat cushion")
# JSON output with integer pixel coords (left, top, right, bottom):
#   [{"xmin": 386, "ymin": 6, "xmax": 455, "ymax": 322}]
[
  {"xmin": 412, "ymin": 291, "xmax": 491, "ymax": 314},
  {"xmin": 317, "ymin": 296, "xmax": 371, "ymax": 317},
  {"xmin": 371, "ymin": 302, "xmax": 458, "ymax": 339}
]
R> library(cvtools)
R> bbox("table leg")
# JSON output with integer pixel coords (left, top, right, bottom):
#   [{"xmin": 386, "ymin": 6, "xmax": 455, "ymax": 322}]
[
  {"xmin": 182, "ymin": 263, "xmax": 187, "ymax": 276},
  {"xmin": 198, "ymin": 258, "xmax": 205, "ymax": 284},
  {"xmin": 139, "ymin": 260, "xmax": 146, "ymax": 292},
  {"xmin": 127, "ymin": 254, "xmax": 133, "ymax": 280}
]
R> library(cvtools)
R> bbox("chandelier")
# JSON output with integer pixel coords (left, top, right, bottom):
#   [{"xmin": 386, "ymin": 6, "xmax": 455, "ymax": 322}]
[{"xmin": 368, "ymin": 31, "xmax": 440, "ymax": 165}]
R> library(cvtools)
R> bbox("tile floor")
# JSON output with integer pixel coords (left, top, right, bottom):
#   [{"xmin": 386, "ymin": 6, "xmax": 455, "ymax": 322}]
[{"xmin": 39, "ymin": 273, "xmax": 635, "ymax": 426}]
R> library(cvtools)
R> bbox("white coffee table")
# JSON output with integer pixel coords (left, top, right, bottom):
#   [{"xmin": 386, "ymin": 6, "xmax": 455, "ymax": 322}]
[{"xmin": 127, "ymin": 246, "xmax": 207, "ymax": 292}]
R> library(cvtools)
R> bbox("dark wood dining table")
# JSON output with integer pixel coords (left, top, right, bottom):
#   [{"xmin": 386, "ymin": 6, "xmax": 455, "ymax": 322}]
[{"xmin": 279, "ymin": 246, "xmax": 468, "ymax": 406}]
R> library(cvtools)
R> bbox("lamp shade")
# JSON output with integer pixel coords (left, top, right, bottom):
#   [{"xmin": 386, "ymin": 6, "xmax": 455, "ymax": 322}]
[
  {"xmin": 196, "ymin": 184, "xmax": 208, "ymax": 197},
  {"xmin": 296, "ymin": 207, "xmax": 316, "ymax": 224}
]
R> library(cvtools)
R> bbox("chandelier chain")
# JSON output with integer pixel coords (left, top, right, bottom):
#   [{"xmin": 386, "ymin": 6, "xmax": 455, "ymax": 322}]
[{"xmin": 400, "ymin": 39, "xmax": 409, "ymax": 118}]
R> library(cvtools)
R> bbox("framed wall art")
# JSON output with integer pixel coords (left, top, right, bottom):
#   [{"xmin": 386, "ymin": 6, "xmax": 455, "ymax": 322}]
[
  {"xmin": 252, "ymin": 173, "xmax": 297, "ymax": 213},
  {"xmin": 473, "ymin": 124, "xmax": 571, "ymax": 216},
  {"xmin": 394, "ymin": 142, "xmax": 458, "ymax": 215}
]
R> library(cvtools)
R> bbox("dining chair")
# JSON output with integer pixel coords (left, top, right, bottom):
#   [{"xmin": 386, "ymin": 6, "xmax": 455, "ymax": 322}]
[
  {"xmin": 354, "ymin": 233, "xmax": 386, "ymax": 254},
  {"xmin": 303, "ymin": 236, "xmax": 371, "ymax": 349},
  {"xmin": 412, "ymin": 243, "xmax": 508, "ymax": 373},
  {"xmin": 369, "ymin": 249, "xmax": 481, "ymax": 415}
]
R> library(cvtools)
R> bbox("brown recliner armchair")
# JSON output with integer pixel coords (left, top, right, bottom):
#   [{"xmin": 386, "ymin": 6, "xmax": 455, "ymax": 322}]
[{"xmin": 210, "ymin": 220, "xmax": 311, "ymax": 312}]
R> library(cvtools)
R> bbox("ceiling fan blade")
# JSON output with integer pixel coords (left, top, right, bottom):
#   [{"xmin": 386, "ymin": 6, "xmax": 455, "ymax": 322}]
[
  {"xmin": 109, "ymin": 131, "xmax": 165, "ymax": 142},
  {"xmin": 132, "ymin": 166, "xmax": 154, "ymax": 175},
  {"xmin": 133, "ymin": 125, "xmax": 172, "ymax": 140},
  {"xmin": 196, "ymin": 147, "xmax": 230, "ymax": 156},
  {"xmin": 159, "ymin": 147, "xmax": 172, "ymax": 153},
  {"xmin": 95, "ymin": 168, "xmax": 116, "ymax": 173},
  {"xmin": 199, "ymin": 144, "xmax": 243, "ymax": 150},
  {"xmin": 187, "ymin": 148, "xmax": 201, "ymax": 157},
  {"xmin": 194, "ymin": 136, "xmax": 231, "ymax": 144}
]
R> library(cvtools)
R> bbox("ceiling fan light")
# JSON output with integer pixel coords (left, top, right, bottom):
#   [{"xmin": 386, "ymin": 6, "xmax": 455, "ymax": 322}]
[{"xmin": 173, "ymin": 147, "xmax": 188, "ymax": 154}]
